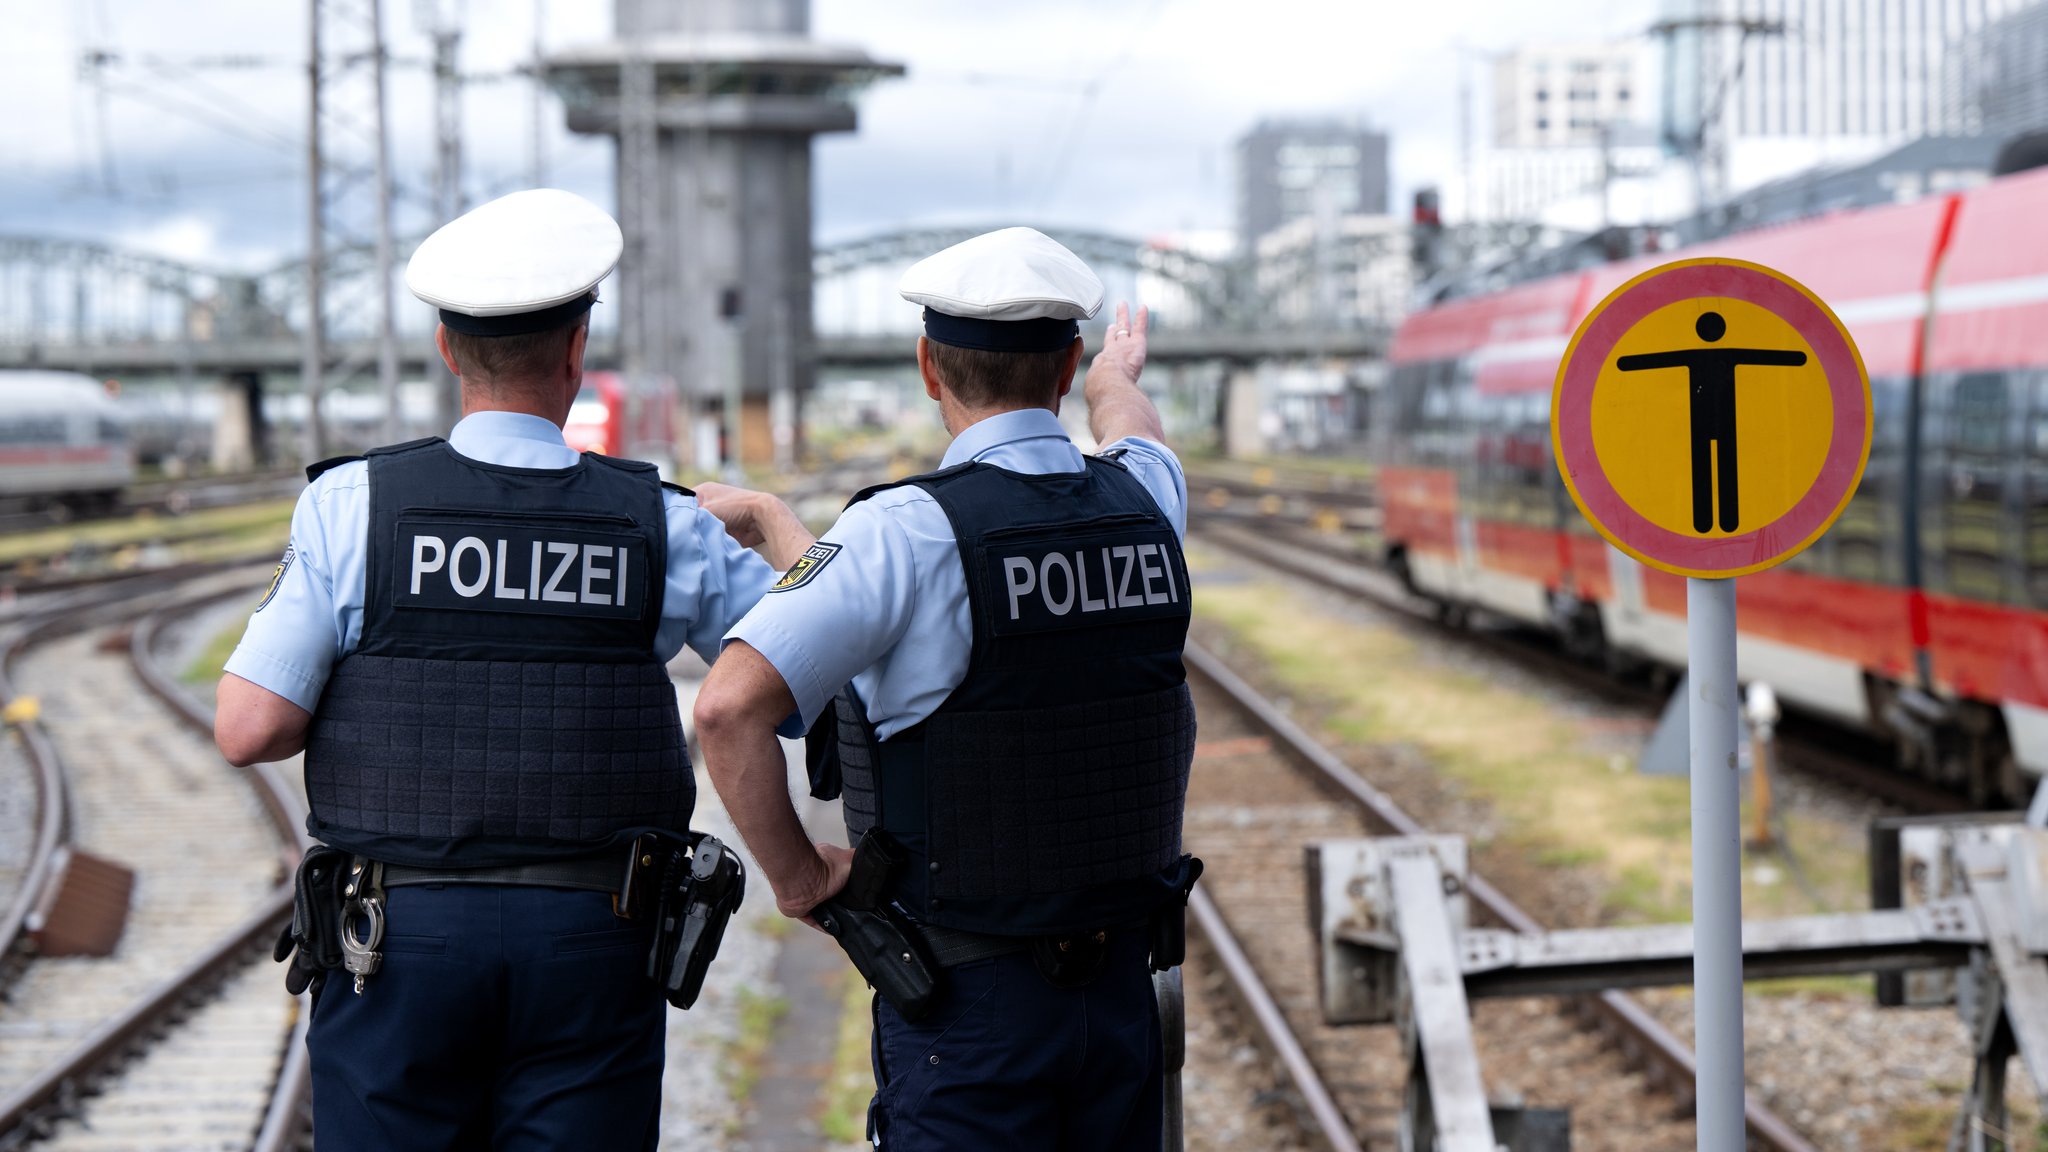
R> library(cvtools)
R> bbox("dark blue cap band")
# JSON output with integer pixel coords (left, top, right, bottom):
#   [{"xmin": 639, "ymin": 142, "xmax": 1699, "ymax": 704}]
[
  {"xmin": 439, "ymin": 293, "xmax": 597, "ymax": 337},
  {"xmin": 922, "ymin": 308, "xmax": 1079, "ymax": 353}
]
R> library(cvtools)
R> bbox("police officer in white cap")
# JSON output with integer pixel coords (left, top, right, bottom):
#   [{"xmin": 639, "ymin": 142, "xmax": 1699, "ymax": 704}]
[
  {"xmin": 694, "ymin": 227, "xmax": 1199, "ymax": 1150},
  {"xmin": 213, "ymin": 188, "xmax": 780, "ymax": 1149}
]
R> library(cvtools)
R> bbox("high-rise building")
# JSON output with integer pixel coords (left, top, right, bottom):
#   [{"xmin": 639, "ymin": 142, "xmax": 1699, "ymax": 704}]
[
  {"xmin": 1658, "ymin": 0, "xmax": 2034, "ymax": 197},
  {"xmin": 1945, "ymin": 1, "xmax": 2048, "ymax": 139},
  {"xmin": 1480, "ymin": 44, "xmax": 1663, "ymax": 227},
  {"xmin": 1492, "ymin": 44, "xmax": 1644, "ymax": 149},
  {"xmin": 1235, "ymin": 119, "xmax": 1389, "ymax": 251}
]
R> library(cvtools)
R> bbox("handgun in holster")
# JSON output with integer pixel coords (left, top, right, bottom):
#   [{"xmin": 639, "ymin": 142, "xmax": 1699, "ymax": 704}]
[
  {"xmin": 813, "ymin": 830, "xmax": 940, "ymax": 1022},
  {"xmin": 643, "ymin": 832, "xmax": 747, "ymax": 1010}
]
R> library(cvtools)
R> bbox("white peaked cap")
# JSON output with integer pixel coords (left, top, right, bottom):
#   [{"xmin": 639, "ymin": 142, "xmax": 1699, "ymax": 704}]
[
  {"xmin": 898, "ymin": 227, "xmax": 1105, "ymax": 322},
  {"xmin": 406, "ymin": 189, "xmax": 623, "ymax": 333}
]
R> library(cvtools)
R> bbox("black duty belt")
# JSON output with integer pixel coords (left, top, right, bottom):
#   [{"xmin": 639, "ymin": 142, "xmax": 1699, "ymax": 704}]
[
  {"xmin": 381, "ymin": 851, "xmax": 628, "ymax": 895},
  {"xmin": 918, "ymin": 923, "xmax": 1027, "ymax": 967},
  {"xmin": 916, "ymin": 920, "xmax": 1148, "ymax": 968}
]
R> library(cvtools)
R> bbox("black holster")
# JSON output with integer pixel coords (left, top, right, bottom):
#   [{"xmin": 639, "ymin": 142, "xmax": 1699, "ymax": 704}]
[
  {"xmin": 275, "ymin": 845, "xmax": 352, "ymax": 995},
  {"xmin": 645, "ymin": 832, "xmax": 747, "ymax": 1010},
  {"xmin": 1148, "ymin": 855, "xmax": 1204, "ymax": 972},
  {"xmin": 815, "ymin": 830, "xmax": 939, "ymax": 1022}
]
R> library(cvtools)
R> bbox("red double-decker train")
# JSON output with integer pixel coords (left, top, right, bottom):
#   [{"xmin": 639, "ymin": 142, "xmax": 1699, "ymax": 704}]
[{"xmin": 1377, "ymin": 164, "xmax": 2048, "ymax": 803}]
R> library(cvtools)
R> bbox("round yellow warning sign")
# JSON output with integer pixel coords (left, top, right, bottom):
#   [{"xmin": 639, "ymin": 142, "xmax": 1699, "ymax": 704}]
[{"xmin": 1552, "ymin": 258, "xmax": 1871, "ymax": 579}]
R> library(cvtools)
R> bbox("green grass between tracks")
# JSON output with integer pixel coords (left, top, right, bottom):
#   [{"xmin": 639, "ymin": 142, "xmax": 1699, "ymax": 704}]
[
  {"xmin": 0, "ymin": 499, "xmax": 294, "ymax": 570},
  {"xmin": 1186, "ymin": 542, "xmax": 1871, "ymax": 938}
]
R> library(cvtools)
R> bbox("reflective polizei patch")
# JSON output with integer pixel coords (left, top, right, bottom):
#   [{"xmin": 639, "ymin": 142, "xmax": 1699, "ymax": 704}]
[
  {"xmin": 771, "ymin": 542, "xmax": 842, "ymax": 593},
  {"xmin": 985, "ymin": 526, "xmax": 1187, "ymax": 636},
  {"xmin": 392, "ymin": 516, "xmax": 647, "ymax": 618}
]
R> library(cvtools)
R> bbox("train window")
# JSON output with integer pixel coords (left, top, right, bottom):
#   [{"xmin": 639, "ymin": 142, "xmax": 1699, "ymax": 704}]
[
  {"xmin": 1952, "ymin": 374, "xmax": 2008, "ymax": 455},
  {"xmin": 97, "ymin": 418, "xmax": 126, "ymax": 444},
  {"xmin": 1940, "ymin": 372, "xmax": 2015, "ymax": 604},
  {"xmin": 2027, "ymin": 374, "xmax": 2048, "ymax": 607},
  {"xmin": 0, "ymin": 418, "xmax": 67, "ymax": 445},
  {"xmin": 1830, "ymin": 375, "xmax": 1909, "ymax": 585}
]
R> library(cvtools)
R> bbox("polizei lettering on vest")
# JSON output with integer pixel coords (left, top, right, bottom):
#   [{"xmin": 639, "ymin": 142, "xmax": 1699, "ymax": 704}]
[
  {"xmin": 992, "ymin": 529, "xmax": 1186, "ymax": 635},
  {"xmin": 395, "ymin": 515, "xmax": 645, "ymax": 619}
]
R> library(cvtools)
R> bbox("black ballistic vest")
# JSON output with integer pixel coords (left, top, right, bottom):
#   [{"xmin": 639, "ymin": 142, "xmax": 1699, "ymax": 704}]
[
  {"xmin": 835, "ymin": 455, "xmax": 1197, "ymax": 935},
  {"xmin": 301, "ymin": 438, "xmax": 692, "ymax": 868}
]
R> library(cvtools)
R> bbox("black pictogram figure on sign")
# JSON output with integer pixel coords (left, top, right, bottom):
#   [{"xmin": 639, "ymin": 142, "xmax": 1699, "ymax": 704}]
[{"xmin": 1615, "ymin": 310, "xmax": 1807, "ymax": 533}]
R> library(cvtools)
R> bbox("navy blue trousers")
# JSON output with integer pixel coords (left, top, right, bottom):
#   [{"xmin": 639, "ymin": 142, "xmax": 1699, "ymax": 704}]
[
  {"xmin": 868, "ymin": 931, "xmax": 1162, "ymax": 1151},
  {"xmin": 308, "ymin": 885, "xmax": 666, "ymax": 1152}
]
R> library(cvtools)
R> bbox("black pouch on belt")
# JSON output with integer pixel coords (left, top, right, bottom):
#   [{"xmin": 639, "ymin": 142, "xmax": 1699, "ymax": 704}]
[
  {"xmin": 814, "ymin": 830, "xmax": 939, "ymax": 1022},
  {"xmin": 646, "ymin": 833, "xmax": 747, "ymax": 1010},
  {"xmin": 274, "ymin": 845, "xmax": 351, "ymax": 995},
  {"xmin": 1147, "ymin": 854, "xmax": 1205, "ymax": 972}
]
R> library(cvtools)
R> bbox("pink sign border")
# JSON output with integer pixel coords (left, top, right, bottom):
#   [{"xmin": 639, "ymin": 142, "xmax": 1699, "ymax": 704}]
[{"xmin": 1553, "ymin": 259, "xmax": 1871, "ymax": 577}]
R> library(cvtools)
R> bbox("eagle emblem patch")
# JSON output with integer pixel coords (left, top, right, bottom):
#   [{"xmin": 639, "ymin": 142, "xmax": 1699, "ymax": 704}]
[
  {"xmin": 771, "ymin": 542, "xmax": 841, "ymax": 593},
  {"xmin": 257, "ymin": 543, "xmax": 296, "ymax": 611}
]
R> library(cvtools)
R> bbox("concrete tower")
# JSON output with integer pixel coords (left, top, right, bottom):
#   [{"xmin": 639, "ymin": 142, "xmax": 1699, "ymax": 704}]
[{"xmin": 549, "ymin": 0, "xmax": 901, "ymax": 469}]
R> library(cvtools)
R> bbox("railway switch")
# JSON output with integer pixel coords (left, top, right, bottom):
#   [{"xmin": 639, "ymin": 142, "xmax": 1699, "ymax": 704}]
[{"xmin": 1310, "ymin": 825, "xmax": 2048, "ymax": 1150}]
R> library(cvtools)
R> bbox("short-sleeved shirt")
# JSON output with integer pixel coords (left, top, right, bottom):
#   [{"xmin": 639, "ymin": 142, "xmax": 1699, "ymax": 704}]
[
  {"xmin": 727, "ymin": 407, "xmax": 1188, "ymax": 740},
  {"xmin": 225, "ymin": 410, "xmax": 779, "ymax": 713}
]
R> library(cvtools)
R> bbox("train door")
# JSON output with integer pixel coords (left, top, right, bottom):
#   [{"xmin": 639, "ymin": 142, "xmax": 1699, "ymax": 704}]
[{"xmin": 2009, "ymin": 372, "xmax": 2048, "ymax": 777}]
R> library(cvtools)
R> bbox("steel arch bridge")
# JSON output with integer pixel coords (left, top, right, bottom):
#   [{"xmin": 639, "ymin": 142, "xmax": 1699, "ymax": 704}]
[
  {"xmin": 0, "ymin": 220, "xmax": 1567, "ymax": 376},
  {"xmin": 814, "ymin": 226, "xmax": 1248, "ymax": 327}
]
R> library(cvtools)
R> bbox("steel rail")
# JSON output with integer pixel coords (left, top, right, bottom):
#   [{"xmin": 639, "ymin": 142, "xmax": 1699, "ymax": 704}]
[
  {"xmin": 0, "ymin": 888, "xmax": 292, "ymax": 1142},
  {"xmin": 0, "ymin": 569, "xmax": 253, "ymax": 986},
  {"xmin": 1185, "ymin": 639, "xmax": 1821, "ymax": 1152},
  {"xmin": 130, "ymin": 584, "xmax": 314, "ymax": 1152},
  {"xmin": 0, "ymin": 615, "xmax": 77, "ymax": 993},
  {"xmin": 1186, "ymin": 885, "xmax": 1366, "ymax": 1152},
  {"xmin": 0, "ymin": 566, "xmax": 300, "ymax": 1147}
]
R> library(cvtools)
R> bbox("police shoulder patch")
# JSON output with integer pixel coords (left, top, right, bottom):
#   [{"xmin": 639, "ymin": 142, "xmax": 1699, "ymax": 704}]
[
  {"xmin": 256, "ymin": 543, "xmax": 296, "ymax": 612},
  {"xmin": 771, "ymin": 542, "xmax": 841, "ymax": 592}
]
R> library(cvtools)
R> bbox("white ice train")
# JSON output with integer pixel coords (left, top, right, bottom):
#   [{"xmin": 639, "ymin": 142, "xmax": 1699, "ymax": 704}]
[{"xmin": 0, "ymin": 371, "xmax": 136, "ymax": 515}]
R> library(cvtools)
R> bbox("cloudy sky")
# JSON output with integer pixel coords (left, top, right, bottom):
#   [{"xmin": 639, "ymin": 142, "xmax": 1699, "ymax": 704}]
[{"xmin": 0, "ymin": 0, "xmax": 1656, "ymax": 272}]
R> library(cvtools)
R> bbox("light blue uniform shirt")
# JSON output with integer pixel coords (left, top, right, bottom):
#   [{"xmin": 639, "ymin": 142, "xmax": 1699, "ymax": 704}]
[
  {"xmin": 225, "ymin": 410, "xmax": 778, "ymax": 712},
  {"xmin": 728, "ymin": 408, "xmax": 1188, "ymax": 740}
]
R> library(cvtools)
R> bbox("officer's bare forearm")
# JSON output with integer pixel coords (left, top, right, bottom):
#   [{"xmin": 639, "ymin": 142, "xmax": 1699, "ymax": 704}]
[
  {"xmin": 214, "ymin": 673, "xmax": 313, "ymax": 767},
  {"xmin": 1085, "ymin": 370, "xmax": 1165, "ymax": 446},
  {"xmin": 752, "ymin": 497, "xmax": 817, "ymax": 573},
  {"xmin": 694, "ymin": 642, "xmax": 838, "ymax": 916}
]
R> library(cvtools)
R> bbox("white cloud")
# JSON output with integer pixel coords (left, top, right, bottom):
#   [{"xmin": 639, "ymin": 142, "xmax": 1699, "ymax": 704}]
[{"xmin": 0, "ymin": 0, "xmax": 1661, "ymax": 262}]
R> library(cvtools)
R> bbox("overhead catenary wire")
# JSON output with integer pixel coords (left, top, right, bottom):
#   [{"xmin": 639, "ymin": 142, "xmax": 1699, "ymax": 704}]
[{"xmin": 1033, "ymin": 0, "xmax": 1173, "ymax": 212}]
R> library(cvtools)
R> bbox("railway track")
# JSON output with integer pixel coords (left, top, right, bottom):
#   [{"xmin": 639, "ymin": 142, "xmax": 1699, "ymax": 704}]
[
  {"xmin": 0, "ymin": 568, "xmax": 309, "ymax": 1151},
  {"xmin": 1181, "ymin": 639, "xmax": 1817, "ymax": 1151},
  {"xmin": 1192, "ymin": 512, "xmax": 1973, "ymax": 818}
]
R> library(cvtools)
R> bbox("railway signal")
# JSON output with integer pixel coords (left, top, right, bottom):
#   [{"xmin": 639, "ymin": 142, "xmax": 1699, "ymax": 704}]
[{"xmin": 1551, "ymin": 257, "xmax": 1871, "ymax": 1152}]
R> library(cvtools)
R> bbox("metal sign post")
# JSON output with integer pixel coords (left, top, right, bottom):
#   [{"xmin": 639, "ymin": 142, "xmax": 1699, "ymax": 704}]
[
  {"xmin": 1552, "ymin": 257, "xmax": 1871, "ymax": 1149},
  {"xmin": 1686, "ymin": 576, "xmax": 1743, "ymax": 1150}
]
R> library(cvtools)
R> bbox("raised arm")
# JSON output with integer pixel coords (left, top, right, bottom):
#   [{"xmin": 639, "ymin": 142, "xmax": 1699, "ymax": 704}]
[{"xmin": 1085, "ymin": 302, "xmax": 1165, "ymax": 447}]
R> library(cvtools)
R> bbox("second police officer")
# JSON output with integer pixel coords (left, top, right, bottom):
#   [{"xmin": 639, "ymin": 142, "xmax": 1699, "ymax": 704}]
[
  {"xmin": 213, "ymin": 189, "xmax": 778, "ymax": 1150},
  {"xmin": 694, "ymin": 227, "xmax": 1199, "ymax": 1150}
]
